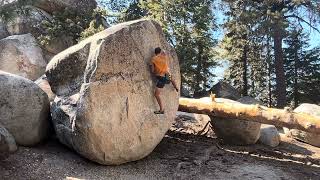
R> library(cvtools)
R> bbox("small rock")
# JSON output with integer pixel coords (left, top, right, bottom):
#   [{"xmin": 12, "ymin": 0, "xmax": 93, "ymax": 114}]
[
  {"xmin": 259, "ymin": 124, "xmax": 280, "ymax": 147},
  {"xmin": 284, "ymin": 104, "xmax": 320, "ymax": 147},
  {"xmin": 0, "ymin": 124, "xmax": 17, "ymax": 159}
]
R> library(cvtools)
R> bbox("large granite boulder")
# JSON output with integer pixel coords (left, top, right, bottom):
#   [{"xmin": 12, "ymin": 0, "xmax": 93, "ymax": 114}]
[
  {"xmin": 284, "ymin": 104, "xmax": 320, "ymax": 147},
  {"xmin": 0, "ymin": 124, "xmax": 17, "ymax": 159},
  {"xmin": 211, "ymin": 97, "xmax": 261, "ymax": 145},
  {"xmin": 0, "ymin": 71, "xmax": 50, "ymax": 146},
  {"xmin": 0, "ymin": 34, "xmax": 47, "ymax": 80},
  {"xmin": 33, "ymin": 0, "xmax": 97, "ymax": 14},
  {"xmin": 209, "ymin": 81, "xmax": 241, "ymax": 100},
  {"xmin": 46, "ymin": 19, "xmax": 180, "ymax": 165}
]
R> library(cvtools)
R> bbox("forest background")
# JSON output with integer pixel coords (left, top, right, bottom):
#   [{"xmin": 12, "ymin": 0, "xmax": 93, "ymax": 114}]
[{"xmin": 1, "ymin": 0, "xmax": 319, "ymax": 108}]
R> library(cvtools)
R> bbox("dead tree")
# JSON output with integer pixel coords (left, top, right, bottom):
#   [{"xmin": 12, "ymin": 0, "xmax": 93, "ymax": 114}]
[{"xmin": 179, "ymin": 96, "xmax": 320, "ymax": 134}]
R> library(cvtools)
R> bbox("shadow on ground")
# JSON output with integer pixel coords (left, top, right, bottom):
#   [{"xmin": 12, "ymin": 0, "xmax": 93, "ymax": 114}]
[{"xmin": 1, "ymin": 131, "xmax": 319, "ymax": 180}]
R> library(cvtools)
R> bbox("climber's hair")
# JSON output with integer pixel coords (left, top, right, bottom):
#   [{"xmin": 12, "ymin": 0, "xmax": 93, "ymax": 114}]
[{"xmin": 155, "ymin": 47, "xmax": 162, "ymax": 55}]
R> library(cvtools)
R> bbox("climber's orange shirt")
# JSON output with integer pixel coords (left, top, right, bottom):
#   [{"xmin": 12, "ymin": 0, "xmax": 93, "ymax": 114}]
[{"xmin": 152, "ymin": 54, "xmax": 169, "ymax": 76}]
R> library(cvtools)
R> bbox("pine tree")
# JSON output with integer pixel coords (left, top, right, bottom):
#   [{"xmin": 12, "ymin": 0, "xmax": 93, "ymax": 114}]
[
  {"xmin": 221, "ymin": 0, "xmax": 270, "ymax": 102},
  {"xmin": 222, "ymin": 0, "xmax": 320, "ymax": 107},
  {"xmin": 284, "ymin": 28, "xmax": 307, "ymax": 107},
  {"xmin": 301, "ymin": 47, "xmax": 320, "ymax": 104},
  {"xmin": 285, "ymin": 29, "xmax": 320, "ymax": 106},
  {"xmin": 260, "ymin": 0, "xmax": 320, "ymax": 108}
]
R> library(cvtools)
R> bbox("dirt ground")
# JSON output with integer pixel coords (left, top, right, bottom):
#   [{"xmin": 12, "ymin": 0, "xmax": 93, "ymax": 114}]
[{"xmin": 1, "ymin": 130, "xmax": 320, "ymax": 180}]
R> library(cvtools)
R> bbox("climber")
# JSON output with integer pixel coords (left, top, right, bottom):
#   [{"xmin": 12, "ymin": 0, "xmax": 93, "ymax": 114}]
[{"xmin": 150, "ymin": 47, "xmax": 179, "ymax": 114}]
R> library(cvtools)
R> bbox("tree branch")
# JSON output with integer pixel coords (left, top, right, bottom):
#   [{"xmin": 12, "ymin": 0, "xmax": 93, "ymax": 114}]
[{"xmin": 285, "ymin": 14, "xmax": 320, "ymax": 34}]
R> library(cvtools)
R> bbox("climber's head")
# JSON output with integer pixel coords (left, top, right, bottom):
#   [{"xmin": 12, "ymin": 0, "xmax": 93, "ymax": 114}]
[{"xmin": 155, "ymin": 47, "xmax": 162, "ymax": 55}]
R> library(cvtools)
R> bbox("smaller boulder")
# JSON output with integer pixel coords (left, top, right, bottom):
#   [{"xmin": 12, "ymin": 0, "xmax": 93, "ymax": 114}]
[
  {"xmin": 0, "ymin": 33, "xmax": 47, "ymax": 80},
  {"xmin": 0, "ymin": 71, "xmax": 50, "ymax": 146},
  {"xmin": 211, "ymin": 97, "xmax": 261, "ymax": 145},
  {"xmin": 284, "ymin": 104, "xmax": 320, "ymax": 147},
  {"xmin": 209, "ymin": 81, "xmax": 241, "ymax": 100},
  {"xmin": 0, "ymin": 124, "xmax": 18, "ymax": 159},
  {"xmin": 259, "ymin": 124, "xmax": 280, "ymax": 147}
]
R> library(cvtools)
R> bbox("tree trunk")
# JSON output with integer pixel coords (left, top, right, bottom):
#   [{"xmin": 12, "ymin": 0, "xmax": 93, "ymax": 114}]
[
  {"xmin": 194, "ymin": 44, "xmax": 203, "ymax": 96},
  {"xmin": 179, "ymin": 97, "xmax": 320, "ymax": 134},
  {"xmin": 267, "ymin": 37, "xmax": 272, "ymax": 107},
  {"xmin": 293, "ymin": 44, "xmax": 299, "ymax": 108},
  {"xmin": 273, "ymin": 19, "xmax": 286, "ymax": 108},
  {"xmin": 242, "ymin": 45, "xmax": 248, "ymax": 96}
]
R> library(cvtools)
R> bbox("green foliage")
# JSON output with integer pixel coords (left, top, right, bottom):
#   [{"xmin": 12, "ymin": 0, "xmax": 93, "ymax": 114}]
[
  {"xmin": 222, "ymin": 0, "xmax": 320, "ymax": 107},
  {"xmin": 79, "ymin": 23, "xmax": 105, "ymax": 41},
  {"xmin": 119, "ymin": 0, "xmax": 146, "ymax": 21},
  {"xmin": 79, "ymin": 8, "xmax": 108, "ymax": 40},
  {"xmin": 0, "ymin": 0, "xmax": 107, "ymax": 46},
  {"xmin": 221, "ymin": 0, "xmax": 271, "ymax": 103},
  {"xmin": 38, "ymin": 7, "xmax": 107, "ymax": 46},
  {"xmin": 284, "ymin": 28, "xmax": 320, "ymax": 106}
]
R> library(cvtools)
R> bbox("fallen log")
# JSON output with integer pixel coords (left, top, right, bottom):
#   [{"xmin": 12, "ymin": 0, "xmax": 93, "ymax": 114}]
[{"xmin": 179, "ymin": 96, "xmax": 320, "ymax": 135}]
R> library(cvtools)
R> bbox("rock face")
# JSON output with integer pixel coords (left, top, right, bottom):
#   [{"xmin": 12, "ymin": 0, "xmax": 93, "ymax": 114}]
[
  {"xmin": 34, "ymin": 0, "xmax": 97, "ymax": 14},
  {"xmin": 35, "ymin": 75, "xmax": 56, "ymax": 102},
  {"xmin": 211, "ymin": 97, "xmax": 261, "ymax": 145},
  {"xmin": 259, "ymin": 124, "xmax": 280, "ymax": 147},
  {"xmin": 0, "ymin": 21, "xmax": 9, "ymax": 39},
  {"xmin": 46, "ymin": 19, "xmax": 180, "ymax": 165},
  {"xmin": 209, "ymin": 81, "xmax": 241, "ymax": 100},
  {"xmin": 44, "ymin": 36, "xmax": 74, "ymax": 55},
  {"xmin": 0, "ymin": 34, "xmax": 47, "ymax": 80},
  {"xmin": 0, "ymin": 71, "xmax": 50, "ymax": 146},
  {"xmin": 284, "ymin": 104, "xmax": 320, "ymax": 147},
  {"xmin": 5, "ymin": 6, "xmax": 52, "ymax": 36},
  {"xmin": 0, "ymin": 124, "xmax": 17, "ymax": 159},
  {"xmin": 172, "ymin": 112, "xmax": 214, "ymax": 137}
]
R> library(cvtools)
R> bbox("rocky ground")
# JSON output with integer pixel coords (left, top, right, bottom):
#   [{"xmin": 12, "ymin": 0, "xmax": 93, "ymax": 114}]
[{"xmin": 1, "ymin": 131, "xmax": 319, "ymax": 180}]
